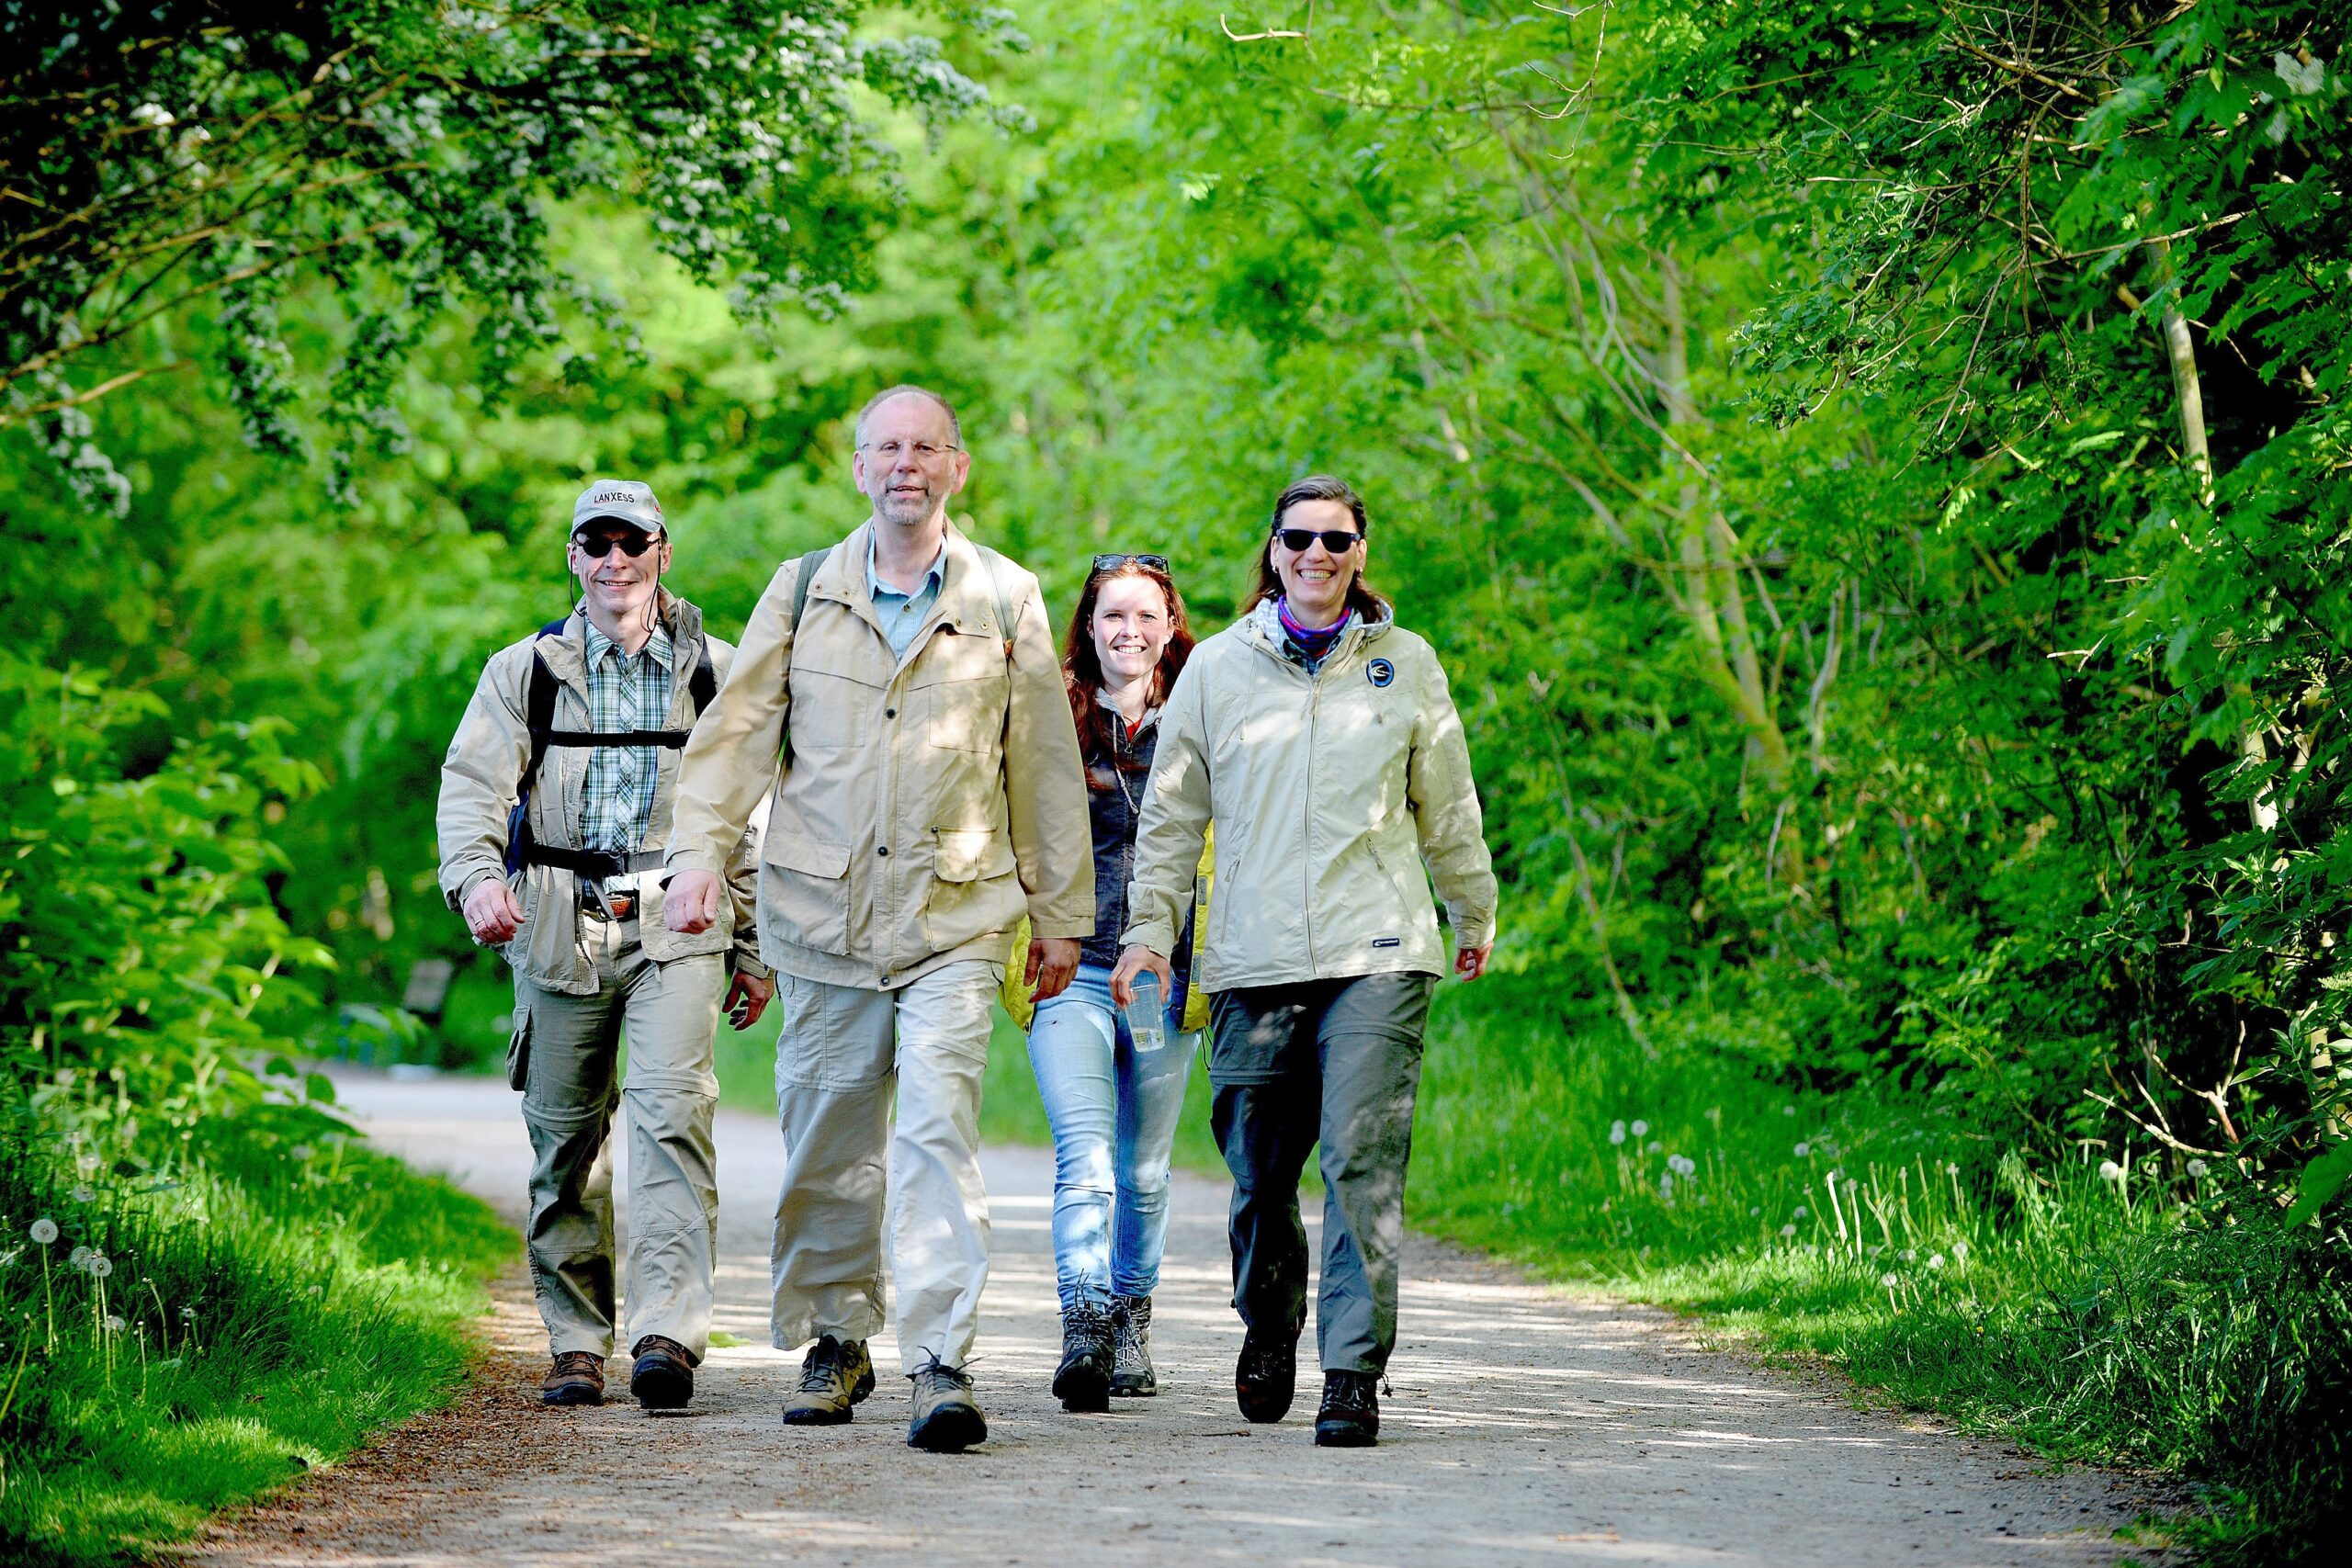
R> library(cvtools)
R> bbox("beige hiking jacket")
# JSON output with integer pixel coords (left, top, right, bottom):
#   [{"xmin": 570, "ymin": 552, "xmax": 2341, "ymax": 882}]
[
  {"xmin": 665, "ymin": 521, "xmax": 1093, "ymax": 989},
  {"xmin": 1122, "ymin": 599, "xmax": 1498, "ymax": 991},
  {"xmin": 436, "ymin": 593, "xmax": 763, "ymax": 997}
]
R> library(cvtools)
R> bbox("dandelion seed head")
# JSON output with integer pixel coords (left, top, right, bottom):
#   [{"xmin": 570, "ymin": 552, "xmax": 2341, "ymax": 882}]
[
  {"xmin": 1901, "ymin": 1248, "xmax": 1916, "ymax": 1262},
  {"xmin": 69, "ymin": 1245, "xmax": 91, "ymax": 1269},
  {"xmin": 2098, "ymin": 1159, "xmax": 2124, "ymax": 1182},
  {"xmin": 1951, "ymin": 1240, "xmax": 1969, "ymax": 1259},
  {"xmin": 1792, "ymin": 1205, "xmax": 1808, "ymax": 1219},
  {"xmin": 1946, "ymin": 1162, "xmax": 1961, "ymax": 1175},
  {"xmin": 90, "ymin": 1256, "xmax": 112, "ymax": 1278},
  {"xmin": 180, "ymin": 1305, "xmax": 197, "ymax": 1319},
  {"xmin": 1630, "ymin": 1120, "xmax": 1650, "ymax": 1137},
  {"xmin": 104, "ymin": 1314, "xmax": 125, "ymax": 1332},
  {"xmin": 1749, "ymin": 1205, "xmax": 1761, "ymax": 1216},
  {"xmin": 1608, "ymin": 1120, "xmax": 1627, "ymax": 1145},
  {"xmin": 71, "ymin": 1184, "xmax": 95, "ymax": 1203},
  {"xmin": 1782, "ymin": 1105, "xmax": 1796, "ymax": 1117},
  {"xmin": 28, "ymin": 1218, "xmax": 57, "ymax": 1245},
  {"xmin": 1928, "ymin": 1253, "xmax": 1946, "ymax": 1270},
  {"xmin": 76, "ymin": 1154, "xmax": 100, "ymax": 1176},
  {"xmin": 1794, "ymin": 1142, "xmax": 1811, "ymax": 1157},
  {"xmin": 306, "ymin": 1283, "xmax": 322, "ymax": 1297},
  {"xmin": 1780, "ymin": 1223, "xmax": 1797, "ymax": 1237},
  {"xmin": 1879, "ymin": 1272, "xmax": 1899, "ymax": 1289},
  {"xmin": 2187, "ymin": 1158, "xmax": 2209, "ymax": 1177},
  {"xmin": 1668, "ymin": 1154, "xmax": 1696, "ymax": 1176},
  {"xmin": 290, "ymin": 1145, "xmax": 314, "ymax": 1163}
]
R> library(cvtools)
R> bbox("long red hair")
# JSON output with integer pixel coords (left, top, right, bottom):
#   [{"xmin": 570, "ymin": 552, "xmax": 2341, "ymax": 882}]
[{"xmin": 1063, "ymin": 559, "xmax": 1194, "ymax": 791}]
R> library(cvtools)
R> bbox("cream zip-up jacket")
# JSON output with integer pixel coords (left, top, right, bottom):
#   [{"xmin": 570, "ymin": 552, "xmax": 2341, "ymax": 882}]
[
  {"xmin": 665, "ymin": 521, "xmax": 1092, "ymax": 989},
  {"xmin": 436, "ymin": 594, "xmax": 763, "ymax": 997},
  {"xmin": 1122, "ymin": 599, "xmax": 1497, "ymax": 991}
]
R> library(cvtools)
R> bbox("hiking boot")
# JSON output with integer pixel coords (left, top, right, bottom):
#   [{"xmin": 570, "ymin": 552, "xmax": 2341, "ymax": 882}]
[
  {"xmin": 629, "ymin": 1335, "xmax": 695, "ymax": 1411},
  {"xmin": 781, "ymin": 1335, "xmax": 875, "ymax": 1426},
  {"xmin": 540, "ymin": 1350, "xmax": 605, "ymax": 1407},
  {"xmin": 1235, "ymin": 1327, "xmax": 1297, "ymax": 1423},
  {"xmin": 906, "ymin": 1356, "xmax": 988, "ymax": 1452},
  {"xmin": 1053, "ymin": 1299, "xmax": 1115, "ymax": 1413},
  {"xmin": 1111, "ymin": 1293, "xmax": 1158, "ymax": 1397},
  {"xmin": 1314, "ymin": 1370, "xmax": 1380, "ymax": 1447}
]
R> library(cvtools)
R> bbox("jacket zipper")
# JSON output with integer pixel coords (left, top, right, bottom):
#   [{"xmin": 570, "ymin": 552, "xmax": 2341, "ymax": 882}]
[{"xmin": 1302, "ymin": 659, "xmax": 1321, "ymax": 974}]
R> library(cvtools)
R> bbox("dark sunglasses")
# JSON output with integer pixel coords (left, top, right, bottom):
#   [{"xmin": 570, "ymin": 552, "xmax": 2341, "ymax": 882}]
[
  {"xmin": 572, "ymin": 531, "xmax": 662, "ymax": 558},
  {"xmin": 1272, "ymin": 527, "xmax": 1363, "ymax": 553},
  {"xmin": 1091, "ymin": 552, "xmax": 1170, "ymax": 573}
]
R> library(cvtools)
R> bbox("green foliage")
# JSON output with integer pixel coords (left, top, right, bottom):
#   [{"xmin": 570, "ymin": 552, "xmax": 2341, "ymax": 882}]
[
  {"xmin": 1408, "ymin": 985, "xmax": 2351, "ymax": 1562},
  {"xmin": 4, "ymin": 1, "xmax": 2351, "ymax": 1558},
  {"xmin": 0, "ymin": 1, "xmax": 1021, "ymax": 505},
  {"xmin": 0, "ymin": 1127, "xmax": 510, "ymax": 1565}
]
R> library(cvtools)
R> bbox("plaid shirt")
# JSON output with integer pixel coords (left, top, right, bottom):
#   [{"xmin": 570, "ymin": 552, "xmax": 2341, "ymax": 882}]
[{"xmin": 579, "ymin": 620, "xmax": 674, "ymax": 857}]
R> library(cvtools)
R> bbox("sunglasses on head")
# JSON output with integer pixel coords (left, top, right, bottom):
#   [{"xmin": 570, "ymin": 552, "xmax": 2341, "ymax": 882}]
[
  {"xmin": 1091, "ymin": 553, "xmax": 1170, "ymax": 573},
  {"xmin": 572, "ymin": 530, "xmax": 661, "ymax": 558},
  {"xmin": 1272, "ymin": 527, "xmax": 1363, "ymax": 553}
]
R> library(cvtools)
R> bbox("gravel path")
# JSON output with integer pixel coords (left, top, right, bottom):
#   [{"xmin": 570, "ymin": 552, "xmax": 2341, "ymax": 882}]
[{"xmin": 186, "ymin": 1070, "xmax": 2175, "ymax": 1567}]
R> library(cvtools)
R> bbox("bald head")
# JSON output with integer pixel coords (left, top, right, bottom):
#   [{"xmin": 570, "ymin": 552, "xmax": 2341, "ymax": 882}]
[{"xmin": 854, "ymin": 384, "xmax": 962, "ymax": 448}]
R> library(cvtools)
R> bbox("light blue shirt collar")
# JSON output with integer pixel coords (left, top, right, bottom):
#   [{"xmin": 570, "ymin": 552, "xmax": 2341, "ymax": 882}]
[{"xmin": 865, "ymin": 533, "xmax": 946, "ymax": 604}]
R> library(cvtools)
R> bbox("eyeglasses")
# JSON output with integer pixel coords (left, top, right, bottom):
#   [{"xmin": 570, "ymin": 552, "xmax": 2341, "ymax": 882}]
[
  {"xmin": 1091, "ymin": 553, "xmax": 1170, "ymax": 574},
  {"xmin": 572, "ymin": 531, "xmax": 661, "ymax": 558},
  {"xmin": 860, "ymin": 440, "xmax": 962, "ymax": 463},
  {"xmin": 1272, "ymin": 527, "xmax": 1363, "ymax": 554}
]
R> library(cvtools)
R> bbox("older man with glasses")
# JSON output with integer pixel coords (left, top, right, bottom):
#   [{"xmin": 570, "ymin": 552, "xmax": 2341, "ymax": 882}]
[
  {"xmin": 664, "ymin": 385, "xmax": 1092, "ymax": 1452},
  {"xmin": 437, "ymin": 479, "xmax": 771, "ymax": 1412}
]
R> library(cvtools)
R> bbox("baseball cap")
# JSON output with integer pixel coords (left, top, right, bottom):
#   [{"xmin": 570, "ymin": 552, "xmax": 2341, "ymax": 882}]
[{"xmin": 571, "ymin": 479, "xmax": 666, "ymax": 536}]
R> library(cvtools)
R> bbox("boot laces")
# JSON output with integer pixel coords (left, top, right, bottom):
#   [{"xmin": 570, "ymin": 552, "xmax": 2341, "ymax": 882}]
[
  {"xmin": 908, "ymin": 1349, "xmax": 974, "ymax": 1394},
  {"xmin": 1324, "ymin": 1371, "xmax": 1378, "ymax": 1415},
  {"xmin": 797, "ymin": 1335, "xmax": 853, "ymax": 1393}
]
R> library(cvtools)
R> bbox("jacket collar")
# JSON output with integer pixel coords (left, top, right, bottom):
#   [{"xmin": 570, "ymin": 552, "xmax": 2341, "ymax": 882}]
[
  {"xmin": 1242, "ymin": 596, "xmax": 1392, "ymax": 670},
  {"xmin": 813, "ymin": 520, "xmax": 1004, "ymax": 644},
  {"xmin": 539, "ymin": 589, "xmax": 699, "ymax": 691}
]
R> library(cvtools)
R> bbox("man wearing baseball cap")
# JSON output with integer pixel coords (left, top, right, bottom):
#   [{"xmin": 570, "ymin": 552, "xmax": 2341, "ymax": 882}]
[{"xmin": 437, "ymin": 479, "xmax": 772, "ymax": 1411}]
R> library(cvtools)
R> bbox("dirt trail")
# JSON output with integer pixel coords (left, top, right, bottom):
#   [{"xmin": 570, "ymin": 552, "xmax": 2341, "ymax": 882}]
[{"xmin": 187, "ymin": 1070, "xmax": 2174, "ymax": 1567}]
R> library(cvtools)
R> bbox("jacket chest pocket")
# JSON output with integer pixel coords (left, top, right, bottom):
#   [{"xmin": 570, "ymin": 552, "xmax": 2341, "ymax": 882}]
[
  {"xmin": 763, "ymin": 832, "xmax": 854, "ymax": 955},
  {"xmin": 914, "ymin": 633, "xmax": 1006, "ymax": 754},
  {"xmin": 789, "ymin": 660, "xmax": 882, "ymax": 751}
]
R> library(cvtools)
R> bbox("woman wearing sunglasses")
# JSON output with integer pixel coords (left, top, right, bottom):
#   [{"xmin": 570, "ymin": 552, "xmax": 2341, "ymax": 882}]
[
  {"xmin": 1018, "ymin": 552, "xmax": 1205, "ymax": 1413},
  {"xmin": 1111, "ymin": 475, "xmax": 1497, "ymax": 1449}
]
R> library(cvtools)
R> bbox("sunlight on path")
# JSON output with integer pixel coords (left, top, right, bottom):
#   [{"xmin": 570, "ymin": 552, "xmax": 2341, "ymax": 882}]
[{"xmin": 187, "ymin": 1070, "xmax": 2177, "ymax": 1568}]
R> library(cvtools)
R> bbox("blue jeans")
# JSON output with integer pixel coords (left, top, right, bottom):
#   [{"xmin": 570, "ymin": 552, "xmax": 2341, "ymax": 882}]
[{"xmin": 1026, "ymin": 963, "xmax": 1198, "ymax": 1310}]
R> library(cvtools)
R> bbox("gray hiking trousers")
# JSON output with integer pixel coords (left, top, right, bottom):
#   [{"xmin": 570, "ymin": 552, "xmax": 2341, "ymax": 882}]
[
  {"xmin": 509, "ymin": 911, "xmax": 727, "ymax": 1361},
  {"xmin": 1207, "ymin": 971, "xmax": 1436, "ymax": 1375}
]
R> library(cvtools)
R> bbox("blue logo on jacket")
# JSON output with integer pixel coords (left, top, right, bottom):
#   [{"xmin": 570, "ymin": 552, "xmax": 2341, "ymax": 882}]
[{"xmin": 1367, "ymin": 658, "xmax": 1395, "ymax": 688}]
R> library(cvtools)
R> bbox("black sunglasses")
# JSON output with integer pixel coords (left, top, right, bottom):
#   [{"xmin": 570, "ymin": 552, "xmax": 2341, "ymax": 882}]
[
  {"xmin": 572, "ymin": 531, "xmax": 662, "ymax": 558},
  {"xmin": 1091, "ymin": 553, "xmax": 1170, "ymax": 573},
  {"xmin": 1272, "ymin": 527, "xmax": 1363, "ymax": 553}
]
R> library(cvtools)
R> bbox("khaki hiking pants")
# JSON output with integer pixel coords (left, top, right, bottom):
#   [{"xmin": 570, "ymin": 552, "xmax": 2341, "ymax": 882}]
[
  {"xmin": 768, "ymin": 960, "xmax": 998, "ymax": 1373},
  {"xmin": 510, "ymin": 912, "xmax": 727, "ymax": 1362}
]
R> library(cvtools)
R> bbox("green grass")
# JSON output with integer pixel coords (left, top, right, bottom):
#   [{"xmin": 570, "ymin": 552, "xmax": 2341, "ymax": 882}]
[
  {"xmin": 0, "ymin": 1125, "xmax": 514, "ymax": 1566},
  {"xmin": 1407, "ymin": 981, "xmax": 2352, "ymax": 1566}
]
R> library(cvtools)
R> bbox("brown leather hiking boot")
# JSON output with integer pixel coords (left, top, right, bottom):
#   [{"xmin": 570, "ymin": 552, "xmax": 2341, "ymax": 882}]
[
  {"xmin": 629, "ymin": 1335, "xmax": 695, "ymax": 1411},
  {"xmin": 541, "ymin": 1350, "xmax": 605, "ymax": 1406}
]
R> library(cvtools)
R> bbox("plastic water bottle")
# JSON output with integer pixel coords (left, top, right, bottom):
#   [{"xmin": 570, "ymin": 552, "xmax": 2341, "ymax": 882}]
[{"xmin": 1124, "ymin": 972, "xmax": 1165, "ymax": 1056}]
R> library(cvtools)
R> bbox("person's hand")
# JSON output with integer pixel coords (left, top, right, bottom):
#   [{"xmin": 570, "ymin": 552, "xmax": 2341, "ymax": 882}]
[
  {"xmin": 726, "ymin": 971, "xmax": 775, "ymax": 1031},
  {"xmin": 1454, "ymin": 942, "xmax": 1494, "ymax": 982},
  {"xmin": 463, "ymin": 878, "xmax": 525, "ymax": 945},
  {"xmin": 664, "ymin": 868, "xmax": 724, "ymax": 933},
  {"xmin": 1027, "ymin": 937, "xmax": 1081, "ymax": 1002},
  {"xmin": 1109, "ymin": 943, "xmax": 1172, "ymax": 1009}
]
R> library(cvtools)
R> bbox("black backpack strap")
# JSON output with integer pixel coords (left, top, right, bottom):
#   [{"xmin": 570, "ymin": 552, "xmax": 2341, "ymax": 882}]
[
  {"xmin": 504, "ymin": 619, "xmax": 572, "ymax": 877},
  {"xmin": 688, "ymin": 634, "xmax": 717, "ymax": 715}
]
